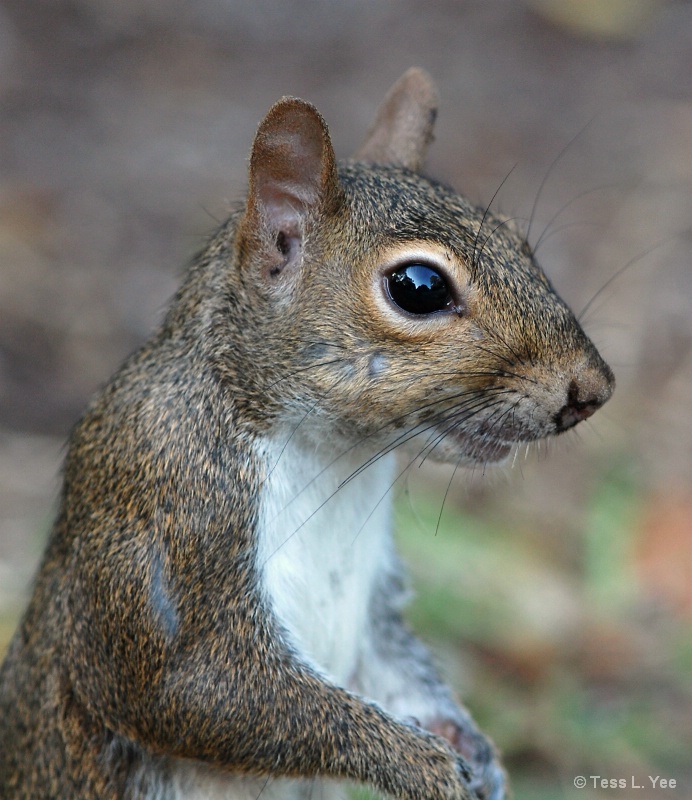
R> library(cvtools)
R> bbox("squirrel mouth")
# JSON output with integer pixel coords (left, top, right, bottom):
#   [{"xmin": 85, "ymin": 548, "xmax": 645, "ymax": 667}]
[
  {"xmin": 426, "ymin": 425, "xmax": 514, "ymax": 465},
  {"xmin": 460, "ymin": 436, "xmax": 513, "ymax": 465}
]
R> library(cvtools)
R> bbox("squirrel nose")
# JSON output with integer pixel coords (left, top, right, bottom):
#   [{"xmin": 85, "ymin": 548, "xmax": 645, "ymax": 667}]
[{"xmin": 554, "ymin": 366, "xmax": 614, "ymax": 433}]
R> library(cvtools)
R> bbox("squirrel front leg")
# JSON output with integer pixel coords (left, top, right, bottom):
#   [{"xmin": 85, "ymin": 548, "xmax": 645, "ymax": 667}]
[
  {"xmin": 356, "ymin": 564, "xmax": 508, "ymax": 800},
  {"xmin": 165, "ymin": 651, "xmax": 476, "ymax": 800},
  {"xmin": 65, "ymin": 520, "xmax": 473, "ymax": 800}
]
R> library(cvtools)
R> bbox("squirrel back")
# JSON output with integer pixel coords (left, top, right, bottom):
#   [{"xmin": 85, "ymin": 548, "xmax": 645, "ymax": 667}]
[{"xmin": 0, "ymin": 68, "xmax": 613, "ymax": 800}]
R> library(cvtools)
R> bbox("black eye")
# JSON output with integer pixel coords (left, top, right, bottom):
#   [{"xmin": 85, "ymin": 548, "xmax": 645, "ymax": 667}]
[{"xmin": 386, "ymin": 264, "xmax": 454, "ymax": 315}]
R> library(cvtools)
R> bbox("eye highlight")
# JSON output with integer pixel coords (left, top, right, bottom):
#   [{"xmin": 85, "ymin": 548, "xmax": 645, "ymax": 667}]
[{"xmin": 386, "ymin": 263, "xmax": 455, "ymax": 315}]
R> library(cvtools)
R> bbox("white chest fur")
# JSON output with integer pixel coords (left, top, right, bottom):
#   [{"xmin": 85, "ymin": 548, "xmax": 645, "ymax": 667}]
[{"xmin": 256, "ymin": 432, "xmax": 397, "ymax": 686}]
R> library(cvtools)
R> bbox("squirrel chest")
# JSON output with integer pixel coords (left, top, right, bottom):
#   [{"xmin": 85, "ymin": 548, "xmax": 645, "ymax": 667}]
[{"xmin": 257, "ymin": 434, "xmax": 397, "ymax": 686}]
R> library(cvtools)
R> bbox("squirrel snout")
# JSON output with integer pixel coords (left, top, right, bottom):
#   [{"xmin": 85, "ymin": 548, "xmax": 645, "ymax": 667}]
[{"xmin": 554, "ymin": 363, "xmax": 615, "ymax": 433}]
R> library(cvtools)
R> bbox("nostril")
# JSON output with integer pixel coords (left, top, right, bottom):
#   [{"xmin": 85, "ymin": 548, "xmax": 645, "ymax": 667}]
[
  {"xmin": 561, "ymin": 399, "xmax": 600, "ymax": 428},
  {"xmin": 555, "ymin": 378, "xmax": 610, "ymax": 433}
]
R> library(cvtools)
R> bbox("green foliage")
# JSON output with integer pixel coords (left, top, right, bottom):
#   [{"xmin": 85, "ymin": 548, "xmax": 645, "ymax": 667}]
[
  {"xmin": 583, "ymin": 465, "xmax": 643, "ymax": 613},
  {"xmin": 393, "ymin": 464, "xmax": 692, "ymax": 797}
]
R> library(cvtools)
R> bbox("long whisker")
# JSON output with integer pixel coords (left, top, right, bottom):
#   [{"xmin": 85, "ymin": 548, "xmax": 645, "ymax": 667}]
[
  {"xmin": 472, "ymin": 164, "xmax": 518, "ymax": 270},
  {"xmin": 476, "ymin": 217, "xmax": 525, "ymax": 268},
  {"xmin": 533, "ymin": 220, "xmax": 603, "ymax": 253},
  {"xmin": 526, "ymin": 115, "xmax": 596, "ymax": 246},
  {"xmin": 417, "ymin": 395, "xmax": 513, "ymax": 465},
  {"xmin": 262, "ymin": 358, "xmax": 346, "ymax": 390},
  {"xmin": 481, "ymin": 324, "xmax": 533, "ymax": 371},
  {"xmin": 261, "ymin": 389, "xmax": 515, "ymax": 565},
  {"xmin": 578, "ymin": 237, "xmax": 674, "ymax": 323},
  {"xmin": 532, "ymin": 182, "xmax": 620, "ymax": 254},
  {"xmin": 349, "ymin": 392, "xmax": 511, "ymax": 549},
  {"xmin": 343, "ymin": 389, "xmax": 512, "ymax": 485},
  {"xmin": 270, "ymin": 383, "xmax": 508, "ymax": 520},
  {"xmin": 348, "ymin": 446, "xmax": 435, "ymax": 548},
  {"xmin": 262, "ymin": 398, "xmax": 322, "ymax": 487}
]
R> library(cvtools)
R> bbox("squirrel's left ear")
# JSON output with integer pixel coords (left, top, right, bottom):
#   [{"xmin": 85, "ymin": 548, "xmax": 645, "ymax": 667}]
[
  {"xmin": 241, "ymin": 97, "xmax": 340, "ymax": 275},
  {"xmin": 355, "ymin": 67, "xmax": 439, "ymax": 171}
]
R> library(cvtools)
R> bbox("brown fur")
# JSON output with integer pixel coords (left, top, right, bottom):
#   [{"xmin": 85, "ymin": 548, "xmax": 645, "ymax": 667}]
[{"xmin": 0, "ymin": 68, "xmax": 613, "ymax": 800}]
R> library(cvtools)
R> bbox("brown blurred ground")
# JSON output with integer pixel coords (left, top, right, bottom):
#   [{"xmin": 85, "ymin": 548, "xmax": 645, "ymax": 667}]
[{"xmin": 0, "ymin": 0, "xmax": 691, "ymax": 796}]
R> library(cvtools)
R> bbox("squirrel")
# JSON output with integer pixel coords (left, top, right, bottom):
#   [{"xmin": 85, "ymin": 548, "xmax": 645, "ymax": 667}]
[{"xmin": 0, "ymin": 67, "xmax": 613, "ymax": 800}]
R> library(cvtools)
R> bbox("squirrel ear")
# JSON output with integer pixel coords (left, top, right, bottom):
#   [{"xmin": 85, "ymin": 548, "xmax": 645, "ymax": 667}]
[
  {"xmin": 242, "ymin": 97, "xmax": 340, "ymax": 270},
  {"xmin": 354, "ymin": 67, "xmax": 439, "ymax": 171}
]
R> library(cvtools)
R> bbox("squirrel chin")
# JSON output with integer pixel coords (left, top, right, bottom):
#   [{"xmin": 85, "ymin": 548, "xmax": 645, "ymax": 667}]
[
  {"xmin": 405, "ymin": 427, "xmax": 514, "ymax": 467},
  {"xmin": 454, "ymin": 441, "xmax": 514, "ymax": 467}
]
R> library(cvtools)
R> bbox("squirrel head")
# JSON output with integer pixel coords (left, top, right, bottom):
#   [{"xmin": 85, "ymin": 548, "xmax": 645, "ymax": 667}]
[{"xmin": 215, "ymin": 68, "xmax": 614, "ymax": 464}]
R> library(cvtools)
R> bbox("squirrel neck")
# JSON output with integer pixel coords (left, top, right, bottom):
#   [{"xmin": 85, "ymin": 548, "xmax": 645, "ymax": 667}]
[{"xmin": 256, "ymin": 427, "xmax": 397, "ymax": 686}]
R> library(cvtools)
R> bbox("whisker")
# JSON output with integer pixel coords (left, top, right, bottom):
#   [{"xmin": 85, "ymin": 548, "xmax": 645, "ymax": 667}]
[
  {"xmin": 345, "ymin": 389, "xmax": 512, "ymax": 483},
  {"xmin": 262, "ymin": 358, "xmax": 346, "ymax": 391},
  {"xmin": 414, "ymin": 394, "xmax": 514, "ymax": 466},
  {"xmin": 526, "ymin": 115, "xmax": 597, "ymax": 246},
  {"xmin": 532, "ymin": 220, "xmax": 603, "ymax": 253},
  {"xmin": 254, "ymin": 775, "xmax": 273, "ymax": 800},
  {"xmin": 472, "ymin": 163, "xmax": 518, "ymax": 270},
  {"xmin": 469, "ymin": 342, "xmax": 520, "ymax": 372},
  {"xmin": 349, "ymin": 448, "xmax": 431, "ymax": 548},
  {"xmin": 511, "ymin": 445, "xmax": 520, "ymax": 469},
  {"xmin": 262, "ymin": 398, "xmax": 322, "ymax": 487},
  {"xmin": 532, "ymin": 182, "xmax": 620, "ymax": 254},
  {"xmin": 349, "ymin": 391, "xmax": 510, "ymax": 547},
  {"xmin": 477, "ymin": 217, "xmax": 524, "ymax": 268},
  {"xmin": 434, "ymin": 455, "xmax": 464, "ymax": 537},
  {"xmin": 478, "ymin": 325, "xmax": 532, "ymax": 372},
  {"xmin": 262, "ymin": 389, "xmax": 516, "ymax": 565},
  {"xmin": 578, "ymin": 236, "xmax": 674, "ymax": 323}
]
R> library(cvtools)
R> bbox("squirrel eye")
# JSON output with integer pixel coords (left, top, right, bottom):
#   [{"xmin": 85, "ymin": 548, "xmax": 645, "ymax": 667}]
[{"xmin": 386, "ymin": 264, "xmax": 454, "ymax": 315}]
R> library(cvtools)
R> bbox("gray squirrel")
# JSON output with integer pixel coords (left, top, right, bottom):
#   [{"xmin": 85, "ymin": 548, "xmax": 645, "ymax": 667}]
[{"xmin": 0, "ymin": 68, "xmax": 614, "ymax": 800}]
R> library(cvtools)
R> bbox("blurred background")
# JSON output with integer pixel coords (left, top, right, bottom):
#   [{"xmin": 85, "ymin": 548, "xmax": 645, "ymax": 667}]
[{"xmin": 0, "ymin": 0, "xmax": 690, "ymax": 797}]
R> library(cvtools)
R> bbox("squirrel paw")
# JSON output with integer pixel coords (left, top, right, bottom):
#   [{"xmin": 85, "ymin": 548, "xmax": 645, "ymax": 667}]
[
  {"xmin": 426, "ymin": 720, "xmax": 507, "ymax": 800},
  {"xmin": 406, "ymin": 727, "xmax": 476, "ymax": 800}
]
